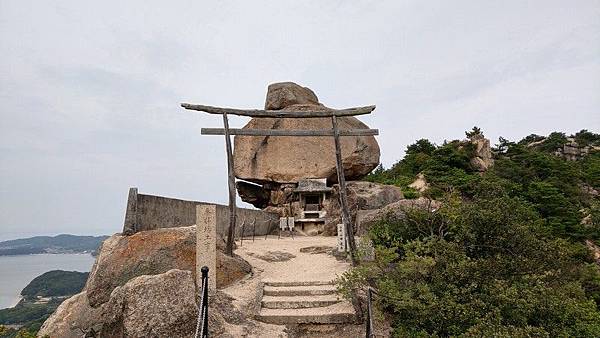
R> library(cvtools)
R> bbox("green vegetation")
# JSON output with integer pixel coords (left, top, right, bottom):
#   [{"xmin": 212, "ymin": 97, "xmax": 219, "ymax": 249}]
[
  {"xmin": 21, "ymin": 270, "xmax": 88, "ymax": 299},
  {"xmin": 366, "ymin": 129, "xmax": 600, "ymax": 240},
  {"xmin": 341, "ymin": 129, "xmax": 600, "ymax": 337},
  {"xmin": 0, "ymin": 271, "xmax": 88, "ymax": 338},
  {"xmin": 0, "ymin": 234, "xmax": 108, "ymax": 256}
]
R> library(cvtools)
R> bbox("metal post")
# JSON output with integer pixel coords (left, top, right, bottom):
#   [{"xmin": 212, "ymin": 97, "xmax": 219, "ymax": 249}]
[
  {"xmin": 240, "ymin": 219, "xmax": 245, "ymax": 247},
  {"xmin": 202, "ymin": 266, "xmax": 209, "ymax": 337},
  {"xmin": 222, "ymin": 113, "xmax": 237, "ymax": 256},
  {"xmin": 195, "ymin": 266, "xmax": 210, "ymax": 338},
  {"xmin": 331, "ymin": 115, "xmax": 358, "ymax": 265},
  {"xmin": 366, "ymin": 287, "xmax": 374, "ymax": 338}
]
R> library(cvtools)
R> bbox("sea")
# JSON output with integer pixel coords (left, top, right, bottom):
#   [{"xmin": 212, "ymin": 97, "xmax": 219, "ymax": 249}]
[{"xmin": 0, "ymin": 253, "xmax": 96, "ymax": 309}]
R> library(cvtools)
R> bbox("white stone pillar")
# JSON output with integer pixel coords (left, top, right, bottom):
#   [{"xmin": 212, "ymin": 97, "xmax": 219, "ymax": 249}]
[{"xmin": 196, "ymin": 204, "xmax": 217, "ymax": 293}]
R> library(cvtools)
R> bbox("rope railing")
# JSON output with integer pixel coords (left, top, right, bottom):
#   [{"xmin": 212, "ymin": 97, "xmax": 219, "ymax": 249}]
[{"xmin": 194, "ymin": 266, "xmax": 209, "ymax": 338}]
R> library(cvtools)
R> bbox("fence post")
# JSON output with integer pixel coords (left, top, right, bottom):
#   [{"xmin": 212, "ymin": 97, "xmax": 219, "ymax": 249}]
[
  {"xmin": 195, "ymin": 266, "xmax": 210, "ymax": 338},
  {"xmin": 366, "ymin": 287, "xmax": 374, "ymax": 338}
]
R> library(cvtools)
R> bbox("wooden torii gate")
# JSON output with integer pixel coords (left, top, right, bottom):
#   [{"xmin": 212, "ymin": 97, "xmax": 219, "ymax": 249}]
[{"xmin": 181, "ymin": 103, "xmax": 378, "ymax": 266}]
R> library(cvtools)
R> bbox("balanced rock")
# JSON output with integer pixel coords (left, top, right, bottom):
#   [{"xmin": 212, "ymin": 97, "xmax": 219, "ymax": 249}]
[
  {"xmin": 265, "ymin": 82, "xmax": 320, "ymax": 110},
  {"xmin": 233, "ymin": 82, "xmax": 380, "ymax": 184}
]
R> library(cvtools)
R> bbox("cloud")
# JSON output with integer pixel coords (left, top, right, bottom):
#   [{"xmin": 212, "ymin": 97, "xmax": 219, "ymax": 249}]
[{"xmin": 0, "ymin": 0, "xmax": 598, "ymax": 239}]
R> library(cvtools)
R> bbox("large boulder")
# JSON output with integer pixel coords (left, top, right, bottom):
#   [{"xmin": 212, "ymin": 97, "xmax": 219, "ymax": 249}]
[
  {"xmin": 86, "ymin": 226, "xmax": 250, "ymax": 308},
  {"xmin": 324, "ymin": 181, "xmax": 404, "ymax": 234},
  {"xmin": 236, "ymin": 181, "xmax": 270, "ymax": 209},
  {"xmin": 233, "ymin": 82, "xmax": 380, "ymax": 184},
  {"xmin": 85, "ymin": 227, "xmax": 197, "ymax": 307},
  {"xmin": 99, "ymin": 269, "xmax": 198, "ymax": 338},
  {"xmin": 37, "ymin": 291, "xmax": 103, "ymax": 338},
  {"xmin": 357, "ymin": 198, "xmax": 442, "ymax": 235}
]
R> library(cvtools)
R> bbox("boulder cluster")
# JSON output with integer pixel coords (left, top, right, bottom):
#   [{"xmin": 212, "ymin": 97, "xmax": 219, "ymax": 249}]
[{"xmin": 38, "ymin": 226, "xmax": 251, "ymax": 338}]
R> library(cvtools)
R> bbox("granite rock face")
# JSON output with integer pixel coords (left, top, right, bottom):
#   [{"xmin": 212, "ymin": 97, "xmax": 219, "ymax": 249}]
[
  {"xmin": 85, "ymin": 227, "xmax": 197, "ymax": 308},
  {"xmin": 469, "ymin": 135, "xmax": 494, "ymax": 172},
  {"xmin": 357, "ymin": 198, "xmax": 442, "ymax": 235},
  {"xmin": 264, "ymin": 82, "xmax": 320, "ymax": 110},
  {"xmin": 233, "ymin": 82, "xmax": 380, "ymax": 185},
  {"xmin": 99, "ymin": 269, "xmax": 198, "ymax": 338},
  {"xmin": 85, "ymin": 226, "xmax": 248, "ymax": 308},
  {"xmin": 37, "ymin": 291, "xmax": 103, "ymax": 338},
  {"xmin": 324, "ymin": 181, "xmax": 404, "ymax": 235}
]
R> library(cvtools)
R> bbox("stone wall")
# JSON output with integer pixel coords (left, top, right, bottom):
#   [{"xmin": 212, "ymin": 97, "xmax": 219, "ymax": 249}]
[{"xmin": 122, "ymin": 188, "xmax": 278, "ymax": 238}]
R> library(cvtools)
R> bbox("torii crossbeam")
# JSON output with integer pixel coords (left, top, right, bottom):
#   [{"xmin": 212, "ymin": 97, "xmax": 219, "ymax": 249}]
[{"xmin": 182, "ymin": 103, "xmax": 379, "ymax": 266}]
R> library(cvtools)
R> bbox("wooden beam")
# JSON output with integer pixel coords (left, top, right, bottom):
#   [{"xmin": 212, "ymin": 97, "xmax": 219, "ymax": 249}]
[
  {"xmin": 201, "ymin": 128, "xmax": 379, "ymax": 137},
  {"xmin": 331, "ymin": 115, "xmax": 358, "ymax": 266},
  {"xmin": 181, "ymin": 103, "xmax": 375, "ymax": 118},
  {"xmin": 222, "ymin": 113, "xmax": 237, "ymax": 256}
]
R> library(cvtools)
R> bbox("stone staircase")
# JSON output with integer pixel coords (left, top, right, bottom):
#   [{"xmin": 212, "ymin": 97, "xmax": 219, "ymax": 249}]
[{"xmin": 257, "ymin": 281, "xmax": 356, "ymax": 325}]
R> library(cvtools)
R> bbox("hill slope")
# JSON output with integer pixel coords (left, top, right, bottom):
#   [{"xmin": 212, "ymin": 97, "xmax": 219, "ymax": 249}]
[{"xmin": 340, "ymin": 129, "xmax": 600, "ymax": 337}]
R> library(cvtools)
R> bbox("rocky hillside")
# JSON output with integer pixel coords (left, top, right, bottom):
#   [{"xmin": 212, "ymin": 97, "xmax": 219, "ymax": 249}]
[
  {"xmin": 339, "ymin": 129, "xmax": 600, "ymax": 337},
  {"xmin": 366, "ymin": 128, "xmax": 599, "ymax": 240}
]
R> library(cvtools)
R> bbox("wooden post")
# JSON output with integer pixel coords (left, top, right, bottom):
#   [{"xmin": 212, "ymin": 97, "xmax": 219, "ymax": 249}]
[
  {"xmin": 331, "ymin": 115, "xmax": 358, "ymax": 266},
  {"xmin": 222, "ymin": 113, "xmax": 237, "ymax": 256}
]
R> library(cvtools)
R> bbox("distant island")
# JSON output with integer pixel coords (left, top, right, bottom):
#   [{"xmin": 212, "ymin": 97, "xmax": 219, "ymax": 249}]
[{"xmin": 0, "ymin": 234, "xmax": 109, "ymax": 256}]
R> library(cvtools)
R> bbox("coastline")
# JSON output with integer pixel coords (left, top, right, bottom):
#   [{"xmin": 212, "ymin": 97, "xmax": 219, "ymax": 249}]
[
  {"xmin": 0, "ymin": 253, "xmax": 96, "ymax": 309},
  {"xmin": 8, "ymin": 295, "xmax": 22, "ymax": 308}
]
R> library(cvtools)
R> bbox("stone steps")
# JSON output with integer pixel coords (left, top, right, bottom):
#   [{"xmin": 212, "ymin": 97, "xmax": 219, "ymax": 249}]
[
  {"xmin": 257, "ymin": 281, "xmax": 356, "ymax": 325},
  {"xmin": 262, "ymin": 294, "xmax": 341, "ymax": 309},
  {"xmin": 263, "ymin": 284, "xmax": 337, "ymax": 297}
]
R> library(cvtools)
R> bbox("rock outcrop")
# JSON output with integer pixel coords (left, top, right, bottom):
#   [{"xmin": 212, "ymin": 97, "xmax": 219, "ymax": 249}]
[
  {"xmin": 408, "ymin": 173, "xmax": 429, "ymax": 192},
  {"xmin": 99, "ymin": 269, "xmax": 198, "ymax": 337},
  {"xmin": 555, "ymin": 139, "xmax": 599, "ymax": 161},
  {"xmin": 38, "ymin": 291, "xmax": 103, "ymax": 338},
  {"xmin": 357, "ymin": 198, "xmax": 442, "ymax": 234},
  {"xmin": 469, "ymin": 134, "xmax": 494, "ymax": 172},
  {"xmin": 40, "ymin": 224, "xmax": 252, "ymax": 337},
  {"xmin": 85, "ymin": 226, "xmax": 249, "ymax": 308},
  {"xmin": 233, "ymin": 82, "xmax": 380, "ymax": 186},
  {"xmin": 324, "ymin": 181, "xmax": 404, "ymax": 234},
  {"xmin": 85, "ymin": 227, "xmax": 197, "ymax": 307},
  {"xmin": 39, "ymin": 270, "xmax": 231, "ymax": 338}
]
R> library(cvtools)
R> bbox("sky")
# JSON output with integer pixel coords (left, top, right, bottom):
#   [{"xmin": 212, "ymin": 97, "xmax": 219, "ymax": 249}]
[{"xmin": 0, "ymin": 1, "xmax": 599, "ymax": 240}]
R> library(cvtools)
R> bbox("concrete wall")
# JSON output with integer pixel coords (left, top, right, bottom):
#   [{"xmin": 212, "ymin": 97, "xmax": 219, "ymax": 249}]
[{"xmin": 122, "ymin": 187, "xmax": 278, "ymax": 238}]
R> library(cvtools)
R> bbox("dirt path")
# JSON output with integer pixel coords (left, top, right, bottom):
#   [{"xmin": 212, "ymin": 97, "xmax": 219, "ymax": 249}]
[
  {"xmin": 217, "ymin": 236, "xmax": 352, "ymax": 337},
  {"xmin": 235, "ymin": 235, "xmax": 349, "ymax": 283}
]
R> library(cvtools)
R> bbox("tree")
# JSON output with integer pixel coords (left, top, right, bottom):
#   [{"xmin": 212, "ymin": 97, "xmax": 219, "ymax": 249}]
[{"xmin": 465, "ymin": 126, "xmax": 483, "ymax": 139}]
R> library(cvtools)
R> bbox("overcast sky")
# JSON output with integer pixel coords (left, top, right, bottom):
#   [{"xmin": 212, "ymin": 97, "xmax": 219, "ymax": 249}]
[{"xmin": 1, "ymin": 1, "xmax": 599, "ymax": 240}]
